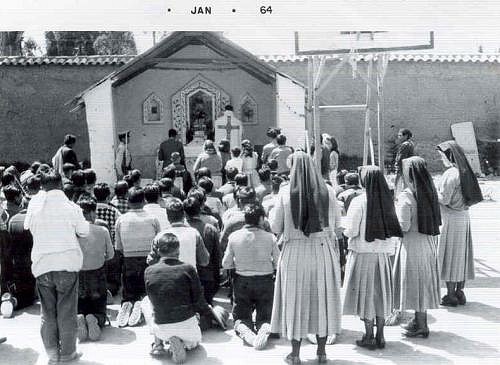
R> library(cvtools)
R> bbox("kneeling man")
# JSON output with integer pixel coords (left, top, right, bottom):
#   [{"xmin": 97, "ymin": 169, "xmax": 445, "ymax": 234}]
[{"xmin": 143, "ymin": 232, "xmax": 211, "ymax": 363}]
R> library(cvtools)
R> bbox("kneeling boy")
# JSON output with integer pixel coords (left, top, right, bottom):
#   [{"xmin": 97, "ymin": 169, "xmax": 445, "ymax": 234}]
[
  {"xmin": 143, "ymin": 232, "xmax": 211, "ymax": 363},
  {"xmin": 222, "ymin": 203, "xmax": 280, "ymax": 350}
]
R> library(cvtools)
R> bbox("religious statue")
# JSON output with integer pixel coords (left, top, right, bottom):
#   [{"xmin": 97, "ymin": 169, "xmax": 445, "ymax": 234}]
[{"xmin": 187, "ymin": 93, "xmax": 214, "ymax": 144}]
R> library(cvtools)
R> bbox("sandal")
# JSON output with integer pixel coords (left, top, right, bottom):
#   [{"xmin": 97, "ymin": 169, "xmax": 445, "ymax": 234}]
[
  {"xmin": 285, "ymin": 353, "xmax": 301, "ymax": 364},
  {"xmin": 441, "ymin": 295, "xmax": 458, "ymax": 307},
  {"xmin": 456, "ymin": 290, "xmax": 466, "ymax": 305},
  {"xmin": 356, "ymin": 335, "xmax": 377, "ymax": 350}
]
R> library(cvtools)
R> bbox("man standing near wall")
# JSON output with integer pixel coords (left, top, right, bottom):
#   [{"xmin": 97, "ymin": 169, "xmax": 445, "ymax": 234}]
[
  {"xmin": 115, "ymin": 131, "xmax": 132, "ymax": 180},
  {"xmin": 158, "ymin": 129, "xmax": 185, "ymax": 169},
  {"xmin": 52, "ymin": 135, "xmax": 79, "ymax": 175},
  {"xmin": 394, "ymin": 128, "xmax": 415, "ymax": 198}
]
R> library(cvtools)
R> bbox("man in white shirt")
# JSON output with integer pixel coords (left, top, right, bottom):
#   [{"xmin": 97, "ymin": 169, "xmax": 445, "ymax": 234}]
[
  {"xmin": 143, "ymin": 184, "xmax": 170, "ymax": 230},
  {"xmin": 24, "ymin": 170, "xmax": 89, "ymax": 363}
]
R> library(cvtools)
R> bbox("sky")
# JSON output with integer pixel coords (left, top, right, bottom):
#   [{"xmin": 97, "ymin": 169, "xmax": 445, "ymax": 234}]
[{"xmin": 23, "ymin": 30, "xmax": 500, "ymax": 56}]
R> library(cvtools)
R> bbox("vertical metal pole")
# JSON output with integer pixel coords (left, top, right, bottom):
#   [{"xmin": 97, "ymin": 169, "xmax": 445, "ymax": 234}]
[
  {"xmin": 313, "ymin": 57, "xmax": 322, "ymax": 171},
  {"xmin": 363, "ymin": 59, "xmax": 373, "ymax": 166},
  {"xmin": 306, "ymin": 56, "xmax": 314, "ymax": 154},
  {"xmin": 377, "ymin": 57, "xmax": 385, "ymax": 174}
]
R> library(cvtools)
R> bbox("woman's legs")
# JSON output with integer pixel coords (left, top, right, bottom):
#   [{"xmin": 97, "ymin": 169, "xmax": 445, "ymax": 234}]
[
  {"xmin": 291, "ymin": 339, "xmax": 301, "ymax": 357},
  {"xmin": 375, "ymin": 316, "xmax": 385, "ymax": 341},
  {"xmin": 316, "ymin": 335, "xmax": 327, "ymax": 355}
]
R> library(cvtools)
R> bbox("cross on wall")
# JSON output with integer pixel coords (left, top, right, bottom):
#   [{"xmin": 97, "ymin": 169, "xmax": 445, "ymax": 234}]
[{"xmin": 217, "ymin": 116, "xmax": 240, "ymax": 141}]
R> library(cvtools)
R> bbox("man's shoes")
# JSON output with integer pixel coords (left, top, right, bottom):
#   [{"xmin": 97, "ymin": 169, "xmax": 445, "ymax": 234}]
[
  {"xmin": 77, "ymin": 314, "xmax": 88, "ymax": 342},
  {"xmin": 169, "ymin": 336, "xmax": 187, "ymax": 364},
  {"xmin": 1, "ymin": 293, "xmax": 17, "ymax": 318},
  {"xmin": 117, "ymin": 301, "xmax": 133, "ymax": 327},
  {"xmin": 85, "ymin": 314, "xmax": 101, "ymax": 341},
  {"xmin": 150, "ymin": 341, "xmax": 168, "ymax": 357},
  {"xmin": 59, "ymin": 351, "xmax": 83, "ymax": 362},
  {"xmin": 128, "ymin": 301, "xmax": 143, "ymax": 327},
  {"xmin": 234, "ymin": 320, "xmax": 256, "ymax": 346},
  {"xmin": 253, "ymin": 323, "xmax": 271, "ymax": 350}
]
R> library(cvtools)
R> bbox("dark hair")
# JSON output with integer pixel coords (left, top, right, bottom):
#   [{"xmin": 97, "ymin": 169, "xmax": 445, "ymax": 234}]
[
  {"xmin": 218, "ymin": 139, "xmax": 230, "ymax": 153},
  {"xmin": 3, "ymin": 184, "xmax": 21, "ymax": 202},
  {"xmin": 114, "ymin": 181, "xmax": 129, "ymax": 197},
  {"xmin": 187, "ymin": 187, "xmax": 206, "ymax": 204},
  {"xmin": 144, "ymin": 184, "xmax": 160, "ymax": 203},
  {"xmin": 266, "ymin": 128, "xmax": 279, "ymax": 139},
  {"xmin": 336, "ymin": 169, "xmax": 348, "ymax": 186},
  {"xmin": 231, "ymin": 147, "xmax": 241, "ymax": 158},
  {"xmin": 70, "ymin": 170, "xmax": 85, "ymax": 187},
  {"xmin": 267, "ymin": 159, "xmax": 278, "ymax": 171},
  {"xmin": 225, "ymin": 105, "xmax": 234, "ymax": 111},
  {"xmin": 237, "ymin": 187, "xmax": 256, "ymax": 205},
  {"xmin": 1, "ymin": 173, "xmax": 15, "ymax": 186},
  {"xmin": 399, "ymin": 128, "xmax": 413, "ymax": 139},
  {"xmin": 168, "ymin": 129, "xmax": 178, "ymax": 138},
  {"xmin": 345, "ymin": 173, "xmax": 359, "ymax": 186},
  {"xmin": 195, "ymin": 167, "xmax": 211, "ymax": 181},
  {"xmin": 226, "ymin": 166, "xmax": 238, "ymax": 181},
  {"xmin": 130, "ymin": 169, "xmax": 141, "ymax": 184},
  {"xmin": 234, "ymin": 173, "xmax": 248, "ymax": 187},
  {"xmin": 41, "ymin": 171, "xmax": 63, "ymax": 190},
  {"xmin": 64, "ymin": 134, "xmax": 76, "ymax": 146},
  {"xmin": 127, "ymin": 187, "xmax": 145, "ymax": 204},
  {"xmin": 258, "ymin": 168, "xmax": 271, "ymax": 183},
  {"xmin": 244, "ymin": 203, "xmax": 265, "ymax": 226},
  {"xmin": 198, "ymin": 177, "xmax": 214, "ymax": 194},
  {"xmin": 93, "ymin": 182, "xmax": 111, "ymax": 202},
  {"xmin": 84, "ymin": 169, "xmax": 97, "ymax": 185},
  {"xmin": 165, "ymin": 197, "xmax": 184, "ymax": 222},
  {"xmin": 156, "ymin": 232, "xmax": 180, "ymax": 255},
  {"xmin": 78, "ymin": 196, "xmax": 97, "ymax": 214},
  {"xmin": 63, "ymin": 163, "xmax": 76, "ymax": 174},
  {"xmin": 183, "ymin": 197, "xmax": 201, "ymax": 217},
  {"xmin": 276, "ymin": 134, "xmax": 287, "ymax": 146},
  {"xmin": 162, "ymin": 166, "xmax": 176, "ymax": 179},
  {"xmin": 159, "ymin": 177, "xmax": 173, "ymax": 192},
  {"xmin": 30, "ymin": 161, "xmax": 41, "ymax": 174},
  {"xmin": 271, "ymin": 175, "xmax": 283, "ymax": 194},
  {"xmin": 26, "ymin": 175, "xmax": 42, "ymax": 192},
  {"xmin": 123, "ymin": 174, "xmax": 133, "ymax": 188},
  {"xmin": 63, "ymin": 182, "xmax": 75, "ymax": 199},
  {"xmin": 37, "ymin": 164, "xmax": 51, "ymax": 176}
]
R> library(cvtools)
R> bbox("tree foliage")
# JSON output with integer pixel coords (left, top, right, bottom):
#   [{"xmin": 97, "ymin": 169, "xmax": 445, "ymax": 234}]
[
  {"xmin": 45, "ymin": 31, "xmax": 137, "ymax": 56},
  {"xmin": 0, "ymin": 31, "xmax": 23, "ymax": 56}
]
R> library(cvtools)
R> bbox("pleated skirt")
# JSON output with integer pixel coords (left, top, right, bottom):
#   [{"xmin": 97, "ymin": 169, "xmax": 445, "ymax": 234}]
[
  {"xmin": 393, "ymin": 233, "xmax": 441, "ymax": 312},
  {"xmin": 438, "ymin": 207, "xmax": 475, "ymax": 282},
  {"xmin": 270, "ymin": 235, "xmax": 342, "ymax": 341},
  {"xmin": 343, "ymin": 251, "xmax": 393, "ymax": 320}
]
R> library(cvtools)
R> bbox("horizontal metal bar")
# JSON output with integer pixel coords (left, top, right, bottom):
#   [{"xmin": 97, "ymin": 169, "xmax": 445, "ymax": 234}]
[{"xmin": 319, "ymin": 104, "xmax": 367, "ymax": 110}]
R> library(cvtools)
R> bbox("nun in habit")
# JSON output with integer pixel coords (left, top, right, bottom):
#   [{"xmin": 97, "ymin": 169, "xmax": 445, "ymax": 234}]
[
  {"xmin": 269, "ymin": 151, "xmax": 342, "ymax": 364},
  {"xmin": 393, "ymin": 156, "xmax": 441, "ymax": 337},
  {"xmin": 343, "ymin": 165, "xmax": 403, "ymax": 350},
  {"xmin": 436, "ymin": 141, "xmax": 482, "ymax": 307}
]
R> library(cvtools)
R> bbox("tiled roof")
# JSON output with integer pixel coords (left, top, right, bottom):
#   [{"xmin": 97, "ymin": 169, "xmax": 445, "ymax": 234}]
[
  {"xmin": 3, "ymin": 53, "xmax": 500, "ymax": 66},
  {"xmin": 0, "ymin": 55, "xmax": 135, "ymax": 66},
  {"xmin": 259, "ymin": 53, "xmax": 500, "ymax": 63}
]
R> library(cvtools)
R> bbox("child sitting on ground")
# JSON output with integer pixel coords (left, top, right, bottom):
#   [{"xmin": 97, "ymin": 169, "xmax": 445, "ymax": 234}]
[
  {"xmin": 143, "ymin": 232, "xmax": 212, "ymax": 363},
  {"xmin": 76, "ymin": 196, "xmax": 114, "ymax": 341},
  {"xmin": 222, "ymin": 203, "xmax": 280, "ymax": 350}
]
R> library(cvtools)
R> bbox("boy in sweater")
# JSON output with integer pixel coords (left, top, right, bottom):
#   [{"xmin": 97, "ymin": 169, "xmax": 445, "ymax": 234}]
[
  {"xmin": 222, "ymin": 203, "xmax": 279, "ymax": 350},
  {"xmin": 115, "ymin": 187, "xmax": 161, "ymax": 328},
  {"xmin": 76, "ymin": 197, "xmax": 114, "ymax": 341}
]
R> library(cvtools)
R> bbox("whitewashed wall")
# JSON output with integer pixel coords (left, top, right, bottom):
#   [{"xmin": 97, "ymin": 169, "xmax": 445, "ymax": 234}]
[{"xmin": 276, "ymin": 74, "xmax": 306, "ymax": 149}]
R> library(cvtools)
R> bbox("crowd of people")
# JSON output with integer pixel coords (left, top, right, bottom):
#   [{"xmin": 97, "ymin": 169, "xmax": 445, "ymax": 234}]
[{"xmin": 0, "ymin": 127, "xmax": 483, "ymax": 364}]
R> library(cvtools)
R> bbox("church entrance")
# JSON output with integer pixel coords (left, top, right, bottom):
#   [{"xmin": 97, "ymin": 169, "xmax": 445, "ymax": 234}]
[{"xmin": 187, "ymin": 90, "xmax": 215, "ymax": 144}]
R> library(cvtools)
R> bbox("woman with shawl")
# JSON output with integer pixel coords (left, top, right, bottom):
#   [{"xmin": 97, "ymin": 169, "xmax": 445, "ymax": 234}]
[
  {"xmin": 393, "ymin": 156, "xmax": 441, "ymax": 337},
  {"xmin": 269, "ymin": 151, "xmax": 342, "ymax": 364},
  {"xmin": 343, "ymin": 166, "xmax": 403, "ymax": 350},
  {"xmin": 241, "ymin": 140, "xmax": 261, "ymax": 188},
  {"xmin": 193, "ymin": 140, "xmax": 223, "ymax": 189},
  {"xmin": 321, "ymin": 133, "xmax": 340, "ymax": 185},
  {"xmin": 436, "ymin": 141, "xmax": 482, "ymax": 306}
]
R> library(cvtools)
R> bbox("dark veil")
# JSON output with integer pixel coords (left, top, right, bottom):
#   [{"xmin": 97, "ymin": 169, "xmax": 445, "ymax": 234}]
[
  {"xmin": 359, "ymin": 165, "xmax": 403, "ymax": 242},
  {"xmin": 402, "ymin": 156, "xmax": 441, "ymax": 235},
  {"xmin": 437, "ymin": 140, "xmax": 483, "ymax": 207},
  {"xmin": 289, "ymin": 151, "xmax": 330, "ymax": 236}
]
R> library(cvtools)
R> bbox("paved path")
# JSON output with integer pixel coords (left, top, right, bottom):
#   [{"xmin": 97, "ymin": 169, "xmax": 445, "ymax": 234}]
[{"xmin": 2, "ymin": 181, "xmax": 500, "ymax": 365}]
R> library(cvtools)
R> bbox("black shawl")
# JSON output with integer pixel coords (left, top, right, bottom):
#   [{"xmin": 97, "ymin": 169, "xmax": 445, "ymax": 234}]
[
  {"xmin": 437, "ymin": 140, "xmax": 483, "ymax": 207},
  {"xmin": 402, "ymin": 156, "xmax": 441, "ymax": 236},
  {"xmin": 359, "ymin": 165, "xmax": 403, "ymax": 242},
  {"xmin": 290, "ymin": 151, "xmax": 330, "ymax": 236}
]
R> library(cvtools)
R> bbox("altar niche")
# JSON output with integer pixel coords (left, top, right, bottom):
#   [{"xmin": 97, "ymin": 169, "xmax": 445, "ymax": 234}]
[{"xmin": 187, "ymin": 90, "xmax": 215, "ymax": 144}]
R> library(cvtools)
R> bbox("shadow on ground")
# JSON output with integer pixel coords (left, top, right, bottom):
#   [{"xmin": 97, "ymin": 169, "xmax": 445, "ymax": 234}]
[
  {"xmin": 1, "ymin": 343, "xmax": 39, "ymax": 365},
  {"xmin": 98, "ymin": 326, "xmax": 137, "ymax": 345}
]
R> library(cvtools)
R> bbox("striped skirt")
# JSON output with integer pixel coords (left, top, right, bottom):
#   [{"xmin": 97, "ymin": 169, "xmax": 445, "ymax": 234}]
[
  {"xmin": 343, "ymin": 251, "xmax": 393, "ymax": 320},
  {"xmin": 270, "ymin": 234, "xmax": 342, "ymax": 341},
  {"xmin": 393, "ymin": 233, "xmax": 441, "ymax": 312},
  {"xmin": 439, "ymin": 207, "xmax": 475, "ymax": 282}
]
